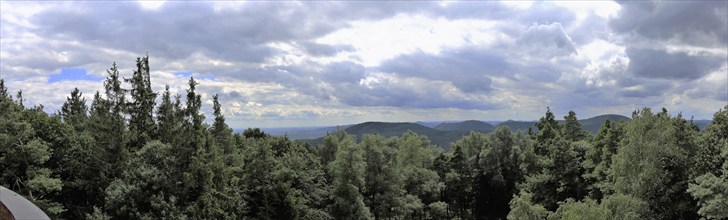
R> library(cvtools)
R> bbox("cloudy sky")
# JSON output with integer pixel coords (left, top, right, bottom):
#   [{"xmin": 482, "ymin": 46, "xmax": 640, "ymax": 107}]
[{"xmin": 1, "ymin": 1, "xmax": 726, "ymax": 128}]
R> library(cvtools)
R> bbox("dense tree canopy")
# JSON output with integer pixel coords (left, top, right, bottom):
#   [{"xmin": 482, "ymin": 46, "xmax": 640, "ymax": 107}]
[{"xmin": 0, "ymin": 56, "xmax": 725, "ymax": 219}]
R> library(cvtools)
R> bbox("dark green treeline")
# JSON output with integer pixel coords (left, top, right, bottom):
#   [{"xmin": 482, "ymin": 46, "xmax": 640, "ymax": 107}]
[{"xmin": 1, "ymin": 56, "xmax": 726, "ymax": 219}]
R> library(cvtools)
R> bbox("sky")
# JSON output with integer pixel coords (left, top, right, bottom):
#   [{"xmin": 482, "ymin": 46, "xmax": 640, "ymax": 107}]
[{"xmin": 0, "ymin": 1, "xmax": 726, "ymax": 128}]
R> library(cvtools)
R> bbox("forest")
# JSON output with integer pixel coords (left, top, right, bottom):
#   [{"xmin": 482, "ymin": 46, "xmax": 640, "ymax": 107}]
[{"xmin": 1, "ymin": 56, "xmax": 726, "ymax": 220}]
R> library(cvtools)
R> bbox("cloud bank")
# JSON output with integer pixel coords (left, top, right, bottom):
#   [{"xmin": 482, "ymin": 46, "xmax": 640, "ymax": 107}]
[{"xmin": 1, "ymin": 1, "xmax": 726, "ymax": 127}]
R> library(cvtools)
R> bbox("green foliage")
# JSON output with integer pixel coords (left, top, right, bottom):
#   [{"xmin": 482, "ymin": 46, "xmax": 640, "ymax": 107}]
[
  {"xmin": 688, "ymin": 171, "xmax": 728, "ymax": 219},
  {"xmin": 60, "ymin": 87, "xmax": 88, "ymax": 131},
  {"xmin": 1, "ymin": 57, "xmax": 723, "ymax": 219},
  {"xmin": 243, "ymin": 127, "xmax": 268, "ymax": 139},
  {"xmin": 104, "ymin": 141, "xmax": 186, "ymax": 219},
  {"xmin": 329, "ymin": 132, "xmax": 373, "ymax": 220},
  {"xmin": 507, "ymin": 192, "xmax": 550, "ymax": 220},
  {"xmin": 396, "ymin": 131, "xmax": 442, "ymax": 218},
  {"xmin": 535, "ymin": 107, "xmax": 560, "ymax": 145},
  {"xmin": 523, "ymin": 110, "xmax": 590, "ymax": 211},
  {"xmin": 583, "ymin": 119, "xmax": 623, "ymax": 200},
  {"xmin": 689, "ymin": 107, "xmax": 728, "ymax": 219},
  {"xmin": 549, "ymin": 198, "xmax": 607, "ymax": 220},
  {"xmin": 318, "ymin": 129, "xmax": 350, "ymax": 173},
  {"xmin": 600, "ymin": 194, "xmax": 649, "ymax": 220},
  {"xmin": 157, "ymin": 85, "xmax": 184, "ymax": 145},
  {"xmin": 125, "ymin": 55, "xmax": 157, "ymax": 150},
  {"xmin": 561, "ymin": 110, "xmax": 588, "ymax": 142},
  {"xmin": 611, "ymin": 107, "xmax": 698, "ymax": 219},
  {"xmin": 427, "ymin": 201, "xmax": 448, "ymax": 219},
  {"xmin": 0, "ymin": 97, "xmax": 65, "ymax": 216},
  {"xmin": 360, "ymin": 134, "xmax": 405, "ymax": 219},
  {"xmin": 474, "ymin": 126, "xmax": 524, "ymax": 219}
]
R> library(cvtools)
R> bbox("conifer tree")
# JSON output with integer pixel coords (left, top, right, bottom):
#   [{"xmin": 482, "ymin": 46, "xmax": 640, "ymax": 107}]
[
  {"xmin": 156, "ymin": 85, "xmax": 177, "ymax": 144},
  {"xmin": 211, "ymin": 94, "xmax": 233, "ymax": 154},
  {"xmin": 562, "ymin": 110, "xmax": 587, "ymax": 141},
  {"xmin": 474, "ymin": 126, "xmax": 523, "ymax": 219},
  {"xmin": 60, "ymin": 88, "xmax": 88, "ymax": 131},
  {"xmin": 125, "ymin": 55, "xmax": 157, "ymax": 148}
]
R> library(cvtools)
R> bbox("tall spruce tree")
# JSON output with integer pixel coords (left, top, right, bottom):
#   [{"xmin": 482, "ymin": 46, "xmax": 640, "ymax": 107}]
[
  {"xmin": 60, "ymin": 88, "xmax": 88, "ymax": 132},
  {"xmin": 156, "ymin": 85, "xmax": 180, "ymax": 144},
  {"xmin": 211, "ymin": 94, "xmax": 233, "ymax": 155},
  {"xmin": 90, "ymin": 63, "xmax": 129, "ymax": 183},
  {"xmin": 562, "ymin": 110, "xmax": 587, "ymax": 141},
  {"xmin": 125, "ymin": 55, "xmax": 157, "ymax": 149}
]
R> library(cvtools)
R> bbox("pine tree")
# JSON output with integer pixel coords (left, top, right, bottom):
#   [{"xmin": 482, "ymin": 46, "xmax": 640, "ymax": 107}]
[
  {"xmin": 125, "ymin": 55, "xmax": 157, "ymax": 149},
  {"xmin": 562, "ymin": 110, "xmax": 587, "ymax": 141},
  {"xmin": 584, "ymin": 119, "xmax": 623, "ymax": 200},
  {"xmin": 85, "ymin": 63, "xmax": 129, "ymax": 195},
  {"xmin": 156, "ymin": 85, "xmax": 176, "ymax": 144},
  {"xmin": 534, "ymin": 107, "xmax": 559, "ymax": 155},
  {"xmin": 689, "ymin": 105, "xmax": 728, "ymax": 219},
  {"xmin": 474, "ymin": 126, "xmax": 523, "ymax": 219},
  {"xmin": 446, "ymin": 145, "xmax": 473, "ymax": 219},
  {"xmin": 60, "ymin": 88, "xmax": 88, "ymax": 132},
  {"xmin": 211, "ymin": 94, "xmax": 233, "ymax": 154}
]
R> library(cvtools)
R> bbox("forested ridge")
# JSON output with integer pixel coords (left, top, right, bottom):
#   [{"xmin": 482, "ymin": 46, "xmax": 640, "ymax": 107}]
[{"xmin": 1, "ymin": 56, "xmax": 726, "ymax": 220}]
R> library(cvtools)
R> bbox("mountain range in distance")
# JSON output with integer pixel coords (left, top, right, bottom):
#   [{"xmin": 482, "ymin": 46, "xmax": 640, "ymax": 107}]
[{"xmin": 235, "ymin": 114, "xmax": 712, "ymax": 150}]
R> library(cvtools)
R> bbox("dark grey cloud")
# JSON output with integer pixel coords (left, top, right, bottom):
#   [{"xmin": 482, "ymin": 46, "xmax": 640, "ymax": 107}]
[
  {"xmin": 618, "ymin": 81, "xmax": 672, "ymax": 98},
  {"xmin": 319, "ymin": 61, "xmax": 367, "ymax": 83},
  {"xmin": 300, "ymin": 41, "xmax": 355, "ymax": 57},
  {"xmin": 611, "ymin": 1, "xmax": 728, "ymax": 47},
  {"xmin": 335, "ymin": 75, "xmax": 498, "ymax": 110},
  {"xmin": 30, "ymin": 1, "xmax": 435, "ymax": 64},
  {"xmin": 436, "ymin": 1, "xmax": 513, "ymax": 20},
  {"xmin": 378, "ymin": 48, "xmax": 512, "ymax": 93},
  {"xmin": 625, "ymin": 48, "xmax": 724, "ymax": 80},
  {"xmin": 436, "ymin": 1, "xmax": 576, "ymax": 26},
  {"xmin": 3, "ymin": 0, "xmax": 725, "ymax": 121},
  {"xmin": 604, "ymin": 0, "xmax": 728, "ymax": 104}
]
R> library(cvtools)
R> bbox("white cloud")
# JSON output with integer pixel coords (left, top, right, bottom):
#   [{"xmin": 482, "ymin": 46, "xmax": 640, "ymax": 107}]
[
  {"xmin": 137, "ymin": 0, "xmax": 166, "ymax": 10},
  {"xmin": 1, "ymin": 1, "xmax": 725, "ymax": 127},
  {"xmin": 316, "ymin": 14, "xmax": 499, "ymax": 66}
]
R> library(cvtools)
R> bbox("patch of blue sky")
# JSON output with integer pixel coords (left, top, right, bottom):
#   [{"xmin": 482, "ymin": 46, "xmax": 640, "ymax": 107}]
[
  {"xmin": 174, "ymin": 71, "xmax": 193, "ymax": 78},
  {"xmin": 48, "ymin": 68, "xmax": 103, "ymax": 83}
]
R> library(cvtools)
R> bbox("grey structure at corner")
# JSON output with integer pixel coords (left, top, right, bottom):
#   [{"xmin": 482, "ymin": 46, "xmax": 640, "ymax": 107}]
[{"xmin": 0, "ymin": 186, "xmax": 50, "ymax": 220}]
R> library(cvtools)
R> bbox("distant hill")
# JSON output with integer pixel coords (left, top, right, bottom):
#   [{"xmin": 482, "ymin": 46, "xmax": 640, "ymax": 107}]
[
  {"xmin": 579, "ymin": 114, "xmax": 630, "ymax": 133},
  {"xmin": 498, "ymin": 120, "xmax": 538, "ymax": 132},
  {"xmin": 496, "ymin": 114, "xmax": 631, "ymax": 134},
  {"xmin": 262, "ymin": 125, "xmax": 349, "ymax": 140},
  {"xmin": 415, "ymin": 121, "xmax": 443, "ymax": 128},
  {"xmin": 301, "ymin": 122, "xmax": 472, "ymax": 150},
  {"xmin": 692, "ymin": 120, "xmax": 712, "ymax": 130},
  {"xmin": 294, "ymin": 114, "xmax": 668, "ymax": 151},
  {"xmin": 434, "ymin": 120, "xmax": 494, "ymax": 132}
]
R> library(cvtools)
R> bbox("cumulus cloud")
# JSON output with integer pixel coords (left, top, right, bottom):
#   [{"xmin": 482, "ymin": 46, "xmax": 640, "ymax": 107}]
[
  {"xmin": 611, "ymin": 1, "xmax": 727, "ymax": 47},
  {"xmin": 625, "ymin": 48, "xmax": 724, "ymax": 80},
  {"xmin": 610, "ymin": 1, "xmax": 727, "ymax": 80},
  {"xmin": 1, "ymin": 0, "xmax": 726, "ymax": 127},
  {"xmin": 516, "ymin": 23, "xmax": 577, "ymax": 58}
]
